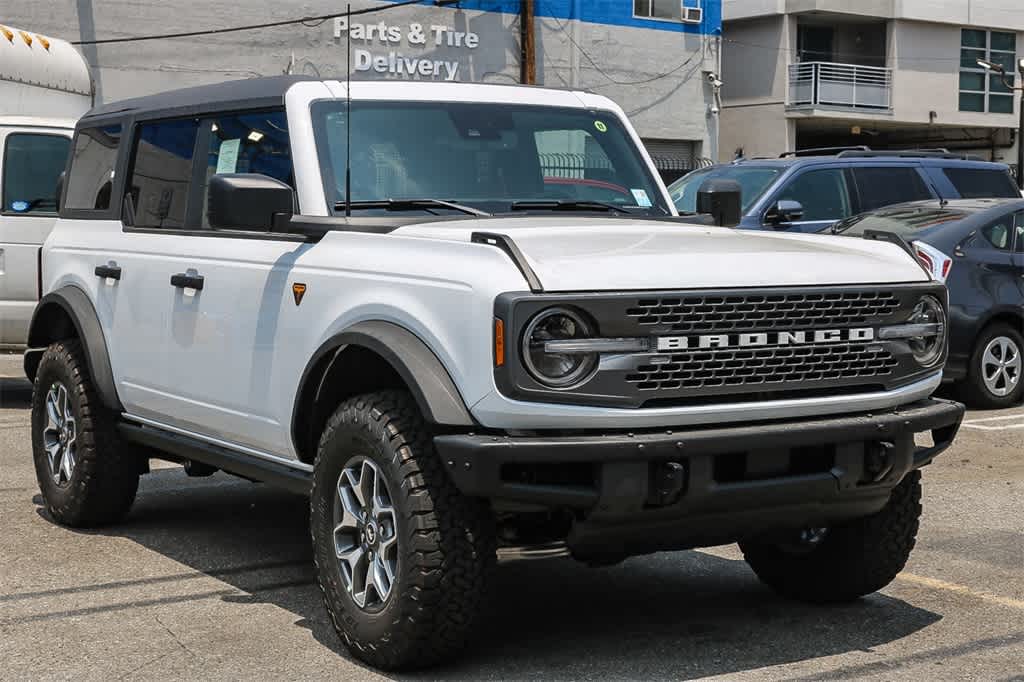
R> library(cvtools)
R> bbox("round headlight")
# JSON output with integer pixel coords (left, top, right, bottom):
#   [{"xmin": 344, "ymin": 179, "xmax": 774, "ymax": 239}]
[
  {"xmin": 521, "ymin": 308, "xmax": 598, "ymax": 388},
  {"xmin": 907, "ymin": 295, "xmax": 946, "ymax": 367}
]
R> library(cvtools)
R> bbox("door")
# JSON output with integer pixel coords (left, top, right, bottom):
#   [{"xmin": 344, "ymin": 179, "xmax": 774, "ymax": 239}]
[
  {"xmin": 0, "ymin": 129, "xmax": 71, "ymax": 347},
  {"xmin": 763, "ymin": 167, "xmax": 853, "ymax": 233},
  {"xmin": 118, "ymin": 110, "xmax": 304, "ymax": 454}
]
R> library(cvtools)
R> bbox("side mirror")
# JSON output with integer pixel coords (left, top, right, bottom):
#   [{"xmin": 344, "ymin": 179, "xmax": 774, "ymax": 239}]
[
  {"xmin": 207, "ymin": 173, "xmax": 294, "ymax": 231},
  {"xmin": 696, "ymin": 178, "xmax": 742, "ymax": 227},
  {"xmin": 764, "ymin": 199, "xmax": 804, "ymax": 227}
]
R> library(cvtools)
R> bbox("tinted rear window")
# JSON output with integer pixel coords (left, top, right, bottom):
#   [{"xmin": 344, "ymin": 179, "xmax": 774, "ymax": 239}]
[
  {"xmin": 853, "ymin": 167, "xmax": 932, "ymax": 212},
  {"xmin": 944, "ymin": 167, "xmax": 1020, "ymax": 198},
  {"xmin": 832, "ymin": 206, "xmax": 968, "ymax": 236}
]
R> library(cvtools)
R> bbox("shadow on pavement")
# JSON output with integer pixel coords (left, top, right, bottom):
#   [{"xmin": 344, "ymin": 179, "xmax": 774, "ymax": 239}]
[
  {"xmin": 43, "ymin": 469, "xmax": 941, "ymax": 680},
  {"xmin": 0, "ymin": 378, "xmax": 32, "ymax": 409}
]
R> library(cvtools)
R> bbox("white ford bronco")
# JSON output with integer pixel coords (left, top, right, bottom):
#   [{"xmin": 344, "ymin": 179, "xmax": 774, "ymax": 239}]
[{"xmin": 25, "ymin": 76, "xmax": 964, "ymax": 670}]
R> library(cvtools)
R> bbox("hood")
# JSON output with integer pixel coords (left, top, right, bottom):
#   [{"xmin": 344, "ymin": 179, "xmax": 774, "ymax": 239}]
[{"xmin": 392, "ymin": 217, "xmax": 929, "ymax": 292}]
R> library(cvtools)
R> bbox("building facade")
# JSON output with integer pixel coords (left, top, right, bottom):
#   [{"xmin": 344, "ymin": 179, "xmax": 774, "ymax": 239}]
[
  {"xmin": 3, "ymin": 0, "xmax": 723, "ymax": 180},
  {"xmin": 720, "ymin": 0, "xmax": 1024, "ymax": 173}
]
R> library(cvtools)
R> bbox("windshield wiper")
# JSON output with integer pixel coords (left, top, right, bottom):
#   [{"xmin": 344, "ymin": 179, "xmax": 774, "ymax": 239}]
[
  {"xmin": 334, "ymin": 199, "xmax": 490, "ymax": 216},
  {"xmin": 509, "ymin": 200, "xmax": 634, "ymax": 214}
]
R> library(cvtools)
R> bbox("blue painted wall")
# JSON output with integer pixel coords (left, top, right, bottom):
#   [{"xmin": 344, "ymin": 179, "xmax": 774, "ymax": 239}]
[{"xmin": 386, "ymin": 1, "xmax": 722, "ymax": 35}]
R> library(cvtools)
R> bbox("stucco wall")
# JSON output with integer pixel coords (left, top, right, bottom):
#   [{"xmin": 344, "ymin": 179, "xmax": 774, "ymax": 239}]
[{"xmin": 2, "ymin": 0, "xmax": 719, "ymax": 151}]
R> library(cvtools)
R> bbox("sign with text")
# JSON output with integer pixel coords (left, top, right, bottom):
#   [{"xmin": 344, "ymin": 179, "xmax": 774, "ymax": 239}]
[{"xmin": 333, "ymin": 17, "xmax": 480, "ymax": 81}]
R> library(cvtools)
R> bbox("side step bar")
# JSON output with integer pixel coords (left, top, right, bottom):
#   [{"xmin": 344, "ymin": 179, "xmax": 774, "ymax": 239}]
[{"xmin": 118, "ymin": 422, "xmax": 312, "ymax": 495}]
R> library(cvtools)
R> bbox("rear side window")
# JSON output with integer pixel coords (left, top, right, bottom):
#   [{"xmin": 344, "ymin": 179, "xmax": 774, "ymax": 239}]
[
  {"xmin": 776, "ymin": 168, "xmax": 851, "ymax": 222},
  {"xmin": 2, "ymin": 133, "xmax": 70, "ymax": 215},
  {"xmin": 981, "ymin": 218, "xmax": 1014, "ymax": 251},
  {"xmin": 199, "ymin": 110, "xmax": 292, "ymax": 228},
  {"xmin": 128, "ymin": 119, "xmax": 199, "ymax": 229},
  {"xmin": 943, "ymin": 167, "xmax": 1020, "ymax": 198},
  {"xmin": 852, "ymin": 167, "xmax": 932, "ymax": 212},
  {"xmin": 1016, "ymin": 212, "xmax": 1024, "ymax": 253},
  {"xmin": 65, "ymin": 125, "xmax": 123, "ymax": 211}
]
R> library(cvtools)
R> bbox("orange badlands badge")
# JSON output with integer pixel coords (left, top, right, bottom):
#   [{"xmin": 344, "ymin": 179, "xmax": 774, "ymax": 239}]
[{"xmin": 292, "ymin": 283, "xmax": 307, "ymax": 306}]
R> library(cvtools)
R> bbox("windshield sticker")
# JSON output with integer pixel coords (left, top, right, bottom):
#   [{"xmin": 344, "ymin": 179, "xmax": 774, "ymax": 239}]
[
  {"xmin": 631, "ymin": 189, "xmax": 652, "ymax": 208},
  {"xmin": 10, "ymin": 200, "xmax": 29, "ymax": 212},
  {"xmin": 594, "ymin": 120, "xmax": 608, "ymax": 133},
  {"xmin": 216, "ymin": 139, "xmax": 241, "ymax": 174}
]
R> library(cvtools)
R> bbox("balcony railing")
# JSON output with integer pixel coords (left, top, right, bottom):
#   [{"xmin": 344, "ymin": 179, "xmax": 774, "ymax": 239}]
[{"xmin": 788, "ymin": 61, "xmax": 892, "ymax": 111}]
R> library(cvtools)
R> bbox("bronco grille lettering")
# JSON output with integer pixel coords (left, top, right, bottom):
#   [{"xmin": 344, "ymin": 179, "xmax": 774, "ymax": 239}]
[{"xmin": 656, "ymin": 327, "xmax": 875, "ymax": 351}]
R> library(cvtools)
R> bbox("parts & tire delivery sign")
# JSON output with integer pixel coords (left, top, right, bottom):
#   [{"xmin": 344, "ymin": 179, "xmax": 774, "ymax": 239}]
[{"xmin": 334, "ymin": 18, "xmax": 479, "ymax": 81}]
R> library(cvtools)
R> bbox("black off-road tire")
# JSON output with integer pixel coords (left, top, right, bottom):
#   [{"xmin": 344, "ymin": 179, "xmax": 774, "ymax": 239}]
[
  {"xmin": 960, "ymin": 322, "xmax": 1024, "ymax": 409},
  {"xmin": 31, "ymin": 340, "xmax": 139, "ymax": 527},
  {"xmin": 739, "ymin": 470, "xmax": 922, "ymax": 603},
  {"xmin": 310, "ymin": 391, "xmax": 495, "ymax": 670}
]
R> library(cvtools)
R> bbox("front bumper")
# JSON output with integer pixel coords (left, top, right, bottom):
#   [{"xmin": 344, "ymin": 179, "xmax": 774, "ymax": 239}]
[{"xmin": 435, "ymin": 398, "xmax": 964, "ymax": 557}]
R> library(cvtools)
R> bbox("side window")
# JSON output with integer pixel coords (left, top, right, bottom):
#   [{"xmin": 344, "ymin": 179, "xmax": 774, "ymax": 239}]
[
  {"xmin": 128, "ymin": 119, "xmax": 199, "ymax": 229},
  {"xmin": 199, "ymin": 110, "xmax": 292, "ymax": 228},
  {"xmin": 775, "ymin": 169, "xmax": 851, "ymax": 222},
  {"xmin": 1014, "ymin": 212, "xmax": 1024, "ymax": 253},
  {"xmin": 980, "ymin": 218, "xmax": 1014, "ymax": 251},
  {"xmin": 2, "ymin": 134, "xmax": 71, "ymax": 215},
  {"xmin": 943, "ymin": 167, "xmax": 1020, "ymax": 199},
  {"xmin": 852, "ymin": 167, "xmax": 932, "ymax": 212},
  {"xmin": 65, "ymin": 125, "xmax": 122, "ymax": 211}
]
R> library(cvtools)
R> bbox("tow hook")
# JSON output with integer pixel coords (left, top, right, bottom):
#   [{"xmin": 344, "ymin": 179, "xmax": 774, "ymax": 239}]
[{"xmin": 864, "ymin": 441, "xmax": 895, "ymax": 483}]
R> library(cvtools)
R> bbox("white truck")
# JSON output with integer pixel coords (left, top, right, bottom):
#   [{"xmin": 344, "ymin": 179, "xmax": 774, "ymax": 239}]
[
  {"xmin": 0, "ymin": 25, "xmax": 92, "ymax": 348},
  {"xmin": 25, "ymin": 77, "xmax": 964, "ymax": 670}
]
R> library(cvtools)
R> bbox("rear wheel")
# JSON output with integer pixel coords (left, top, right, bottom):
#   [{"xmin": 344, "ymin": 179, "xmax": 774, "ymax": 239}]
[
  {"xmin": 31, "ymin": 340, "xmax": 139, "ymax": 527},
  {"xmin": 962, "ymin": 323, "xmax": 1023, "ymax": 409},
  {"xmin": 310, "ymin": 391, "xmax": 494, "ymax": 670},
  {"xmin": 739, "ymin": 470, "xmax": 922, "ymax": 603}
]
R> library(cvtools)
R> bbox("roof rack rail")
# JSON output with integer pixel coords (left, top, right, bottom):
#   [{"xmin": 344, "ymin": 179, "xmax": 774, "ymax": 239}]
[
  {"xmin": 836, "ymin": 149, "xmax": 984, "ymax": 161},
  {"xmin": 779, "ymin": 145, "xmax": 870, "ymax": 158}
]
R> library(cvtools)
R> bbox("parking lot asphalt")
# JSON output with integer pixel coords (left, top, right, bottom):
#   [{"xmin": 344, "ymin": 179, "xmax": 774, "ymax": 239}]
[{"xmin": 1, "ymin": 352, "xmax": 1021, "ymax": 680}]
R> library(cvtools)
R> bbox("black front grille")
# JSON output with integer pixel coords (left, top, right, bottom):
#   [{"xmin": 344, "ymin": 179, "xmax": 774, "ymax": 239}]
[
  {"xmin": 625, "ymin": 343, "xmax": 899, "ymax": 392},
  {"xmin": 626, "ymin": 291, "xmax": 902, "ymax": 334}
]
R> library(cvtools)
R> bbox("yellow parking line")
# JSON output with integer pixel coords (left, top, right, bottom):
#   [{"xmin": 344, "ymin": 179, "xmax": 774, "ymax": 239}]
[{"xmin": 897, "ymin": 572, "xmax": 1024, "ymax": 611}]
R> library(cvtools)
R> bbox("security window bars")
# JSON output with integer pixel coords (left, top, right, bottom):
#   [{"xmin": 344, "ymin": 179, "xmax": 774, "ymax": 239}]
[{"xmin": 959, "ymin": 29, "xmax": 1016, "ymax": 113}]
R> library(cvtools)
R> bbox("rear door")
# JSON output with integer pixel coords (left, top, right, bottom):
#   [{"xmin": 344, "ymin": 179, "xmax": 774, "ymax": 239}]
[
  {"xmin": 0, "ymin": 128, "xmax": 71, "ymax": 347},
  {"xmin": 848, "ymin": 164, "xmax": 934, "ymax": 213}
]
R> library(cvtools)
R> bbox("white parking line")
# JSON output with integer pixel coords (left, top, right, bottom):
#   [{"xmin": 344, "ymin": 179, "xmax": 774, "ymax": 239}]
[{"xmin": 962, "ymin": 409, "xmax": 1024, "ymax": 431}]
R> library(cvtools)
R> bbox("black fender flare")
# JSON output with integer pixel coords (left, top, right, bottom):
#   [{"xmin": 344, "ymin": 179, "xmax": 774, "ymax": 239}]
[
  {"xmin": 292, "ymin": 321, "xmax": 475, "ymax": 452},
  {"xmin": 23, "ymin": 286, "xmax": 123, "ymax": 412}
]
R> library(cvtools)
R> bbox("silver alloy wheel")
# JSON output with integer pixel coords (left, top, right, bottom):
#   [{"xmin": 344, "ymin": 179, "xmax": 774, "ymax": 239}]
[
  {"xmin": 981, "ymin": 335, "xmax": 1021, "ymax": 398},
  {"xmin": 42, "ymin": 382, "xmax": 77, "ymax": 487},
  {"xmin": 333, "ymin": 456, "xmax": 399, "ymax": 610}
]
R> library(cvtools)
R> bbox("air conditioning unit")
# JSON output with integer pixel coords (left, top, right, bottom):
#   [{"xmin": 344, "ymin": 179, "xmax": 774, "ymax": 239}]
[{"xmin": 681, "ymin": 5, "xmax": 703, "ymax": 24}]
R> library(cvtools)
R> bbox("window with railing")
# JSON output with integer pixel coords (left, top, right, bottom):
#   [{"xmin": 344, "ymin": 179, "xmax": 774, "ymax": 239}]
[{"xmin": 959, "ymin": 29, "xmax": 1017, "ymax": 113}]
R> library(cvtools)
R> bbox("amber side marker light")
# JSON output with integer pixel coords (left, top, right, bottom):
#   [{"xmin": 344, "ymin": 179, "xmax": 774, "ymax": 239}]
[{"xmin": 494, "ymin": 318, "xmax": 505, "ymax": 367}]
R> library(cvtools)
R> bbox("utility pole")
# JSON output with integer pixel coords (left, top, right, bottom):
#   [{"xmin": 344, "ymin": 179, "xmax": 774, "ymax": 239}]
[{"xmin": 520, "ymin": 0, "xmax": 536, "ymax": 85}]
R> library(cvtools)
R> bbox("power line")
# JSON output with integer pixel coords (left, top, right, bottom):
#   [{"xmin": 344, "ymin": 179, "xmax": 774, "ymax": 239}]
[{"xmin": 71, "ymin": 0, "xmax": 460, "ymax": 46}]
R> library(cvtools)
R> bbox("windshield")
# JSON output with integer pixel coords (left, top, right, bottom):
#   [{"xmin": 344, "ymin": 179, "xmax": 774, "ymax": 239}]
[
  {"xmin": 831, "ymin": 206, "xmax": 968, "ymax": 236},
  {"xmin": 311, "ymin": 101, "xmax": 670, "ymax": 216},
  {"xmin": 668, "ymin": 165, "xmax": 780, "ymax": 214}
]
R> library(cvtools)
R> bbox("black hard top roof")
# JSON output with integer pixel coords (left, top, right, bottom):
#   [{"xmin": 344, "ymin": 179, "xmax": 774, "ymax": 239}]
[{"xmin": 80, "ymin": 75, "xmax": 320, "ymax": 124}]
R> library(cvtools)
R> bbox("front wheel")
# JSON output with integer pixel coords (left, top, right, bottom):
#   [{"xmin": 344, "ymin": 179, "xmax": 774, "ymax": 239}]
[
  {"xmin": 310, "ymin": 391, "xmax": 495, "ymax": 670},
  {"xmin": 739, "ymin": 470, "xmax": 922, "ymax": 603}
]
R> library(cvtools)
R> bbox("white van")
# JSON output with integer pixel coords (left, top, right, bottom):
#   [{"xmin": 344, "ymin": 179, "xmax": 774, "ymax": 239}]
[{"xmin": 0, "ymin": 25, "xmax": 92, "ymax": 348}]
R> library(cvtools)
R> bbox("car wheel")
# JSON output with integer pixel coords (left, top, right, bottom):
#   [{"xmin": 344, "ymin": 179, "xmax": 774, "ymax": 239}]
[
  {"xmin": 31, "ymin": 340, "xmax": 139, "ymax": 527},
  {"xmin": 739, "ymin": 470, "xmax": 921, "ymax": 603},
  {"xmin": 310, "ymin": 390, "xmax": 495, "ymax": 670},
  {"xmin": 962, "ymin": 322, "xmax": 1023, "ymax": 409}
]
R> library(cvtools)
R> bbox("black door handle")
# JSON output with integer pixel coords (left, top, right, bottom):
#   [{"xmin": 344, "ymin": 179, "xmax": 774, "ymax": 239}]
[
  {"xmin": 171, "ymin": 273, "xmax": 204, "ymax": 291},
  {"xmin": 94, "ymin": 265, "xmax": 122, "ymax": 280}
]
